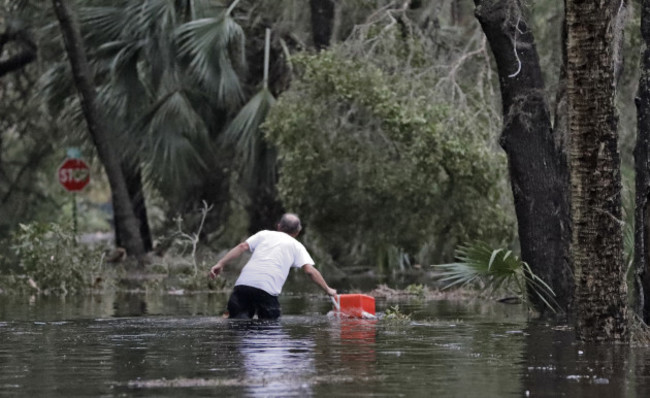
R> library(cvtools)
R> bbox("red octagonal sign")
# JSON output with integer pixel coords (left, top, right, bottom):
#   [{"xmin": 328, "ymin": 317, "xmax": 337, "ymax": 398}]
[{"xmin": 58, "ymin": 158, "xmax": 90, "ymax": 192}]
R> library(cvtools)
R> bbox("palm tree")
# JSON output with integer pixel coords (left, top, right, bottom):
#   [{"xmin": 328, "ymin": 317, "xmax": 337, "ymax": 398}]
[{"xmin": 42, "ymin": 0, "xmax": 250, "ymax": 245}]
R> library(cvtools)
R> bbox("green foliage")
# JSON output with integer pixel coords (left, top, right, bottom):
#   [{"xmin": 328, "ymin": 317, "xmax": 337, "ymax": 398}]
[
  {"xmin": 6, "ymin": 222, "xmax": 104, "ymax": 295},
  {"xmin": 224, "ymin": 87, "xmax": 277, "ymax": 188},
  {"xmin": 264, "ymin": 48, "xmax": 513, "ymax": 267},
  {"xmin": 433, "ymin": 241, "xmax": 559, "ymax": 313},
  {"xmin": 405, "ymin": 283, "xmax": 426, "ymax": 297},
  {"xmin": 383, "ymin": 304, "xmax": 412, "ymax": 324}
]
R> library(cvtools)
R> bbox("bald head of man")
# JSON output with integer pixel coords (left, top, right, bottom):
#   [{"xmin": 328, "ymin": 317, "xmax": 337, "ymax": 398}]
[{"xmin": 277, "ymin": 213, "xmax": 302, "ymax": 236}]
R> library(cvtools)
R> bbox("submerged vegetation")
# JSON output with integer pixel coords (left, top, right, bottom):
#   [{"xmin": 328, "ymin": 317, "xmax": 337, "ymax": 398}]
[{"xmin": 382, "ymin": 304, "xmax": 412, "ymax": 325}]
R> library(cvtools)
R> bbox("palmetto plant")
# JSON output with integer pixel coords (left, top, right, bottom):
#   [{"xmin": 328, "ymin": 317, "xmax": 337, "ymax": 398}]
[{"xmin": 434, "ymin": 241, "xmax": 560, "ymax": 313}]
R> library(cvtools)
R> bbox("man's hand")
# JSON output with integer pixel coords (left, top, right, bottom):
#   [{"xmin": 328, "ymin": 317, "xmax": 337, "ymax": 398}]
[
  {"xmin": 209, "ymin": 262, "xmax": 224, "ymax": 279},
  {"xmin": 208, "ymin": 242, "xmax": 250, "ymax": 280},
  {"xmin": 303, "ymin": 264, "xmax": 337, "ymax": 297}
]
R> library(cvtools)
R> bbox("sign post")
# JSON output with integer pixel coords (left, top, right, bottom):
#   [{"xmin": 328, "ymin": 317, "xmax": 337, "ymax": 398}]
[{"xmin": 57, "ymin": 155, "xmax": 90, "ymax": 240}]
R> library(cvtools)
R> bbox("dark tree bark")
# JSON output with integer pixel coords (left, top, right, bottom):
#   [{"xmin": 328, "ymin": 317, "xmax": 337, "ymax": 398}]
[
  {"xmin": 553, "ymin": 12, "xmax": 569, "ymax": 154},
  {"xmin": 566, "ymin": 0, "xmax": 627, "ymax": 341},
  {"xmin": 474, "ymin": 0, "xmax": 573, "ymax": 314},
  {"xmin": 247, "ymin": 187, "xmax": 283, "ymax": 234},
  {"xmin": 310, "ymin": 0, "xmax": 335, "ymax": 50},
  {"xmin": 0, "ymin": 27, "xmax": 37, "ymax": 77},
  {"xmin": 634, "ymin": 0, "xmax": 650, "ymax": 324},
  {"xmin": 114, "ymin": 164, "xmax": 153, "ymax": 252},
  {"xmin": 247, "ymin": 165, "xmax": 284, "ymax": 235},
  {"xmin": 51, "ymin": 0, "xmax": 146, "ymax": 259}
]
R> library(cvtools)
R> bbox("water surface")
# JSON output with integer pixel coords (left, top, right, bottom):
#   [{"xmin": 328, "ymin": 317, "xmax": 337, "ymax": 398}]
[{"xmin": 0, "ymin": 293, "xmax": 648, "ymax": 397}]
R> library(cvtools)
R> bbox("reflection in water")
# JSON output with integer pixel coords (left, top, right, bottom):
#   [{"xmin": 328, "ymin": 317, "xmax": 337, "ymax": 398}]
[
  {"xmin": 113, "ymin": 293, "xmax": 147, "ymax": 317},
  {"xmin": 226, "ymin": 318, "xmax": 379, "ymax": 396},
  {"xmin": 231, "ymin": 320, "xmax": 315, "ymax": 397},
  {"xmin": 338, "ymin": 318, "xmax": 377, "ymax": 375},
  {"xmin": 521, "ymin": 321, "xmax": 639, "ymax": 398}
]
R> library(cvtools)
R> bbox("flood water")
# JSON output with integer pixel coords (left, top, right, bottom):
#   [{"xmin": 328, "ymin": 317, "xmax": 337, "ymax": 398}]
[{"xmin": 1, "ymin": 291, "xmax": 649, "ymax": 397}]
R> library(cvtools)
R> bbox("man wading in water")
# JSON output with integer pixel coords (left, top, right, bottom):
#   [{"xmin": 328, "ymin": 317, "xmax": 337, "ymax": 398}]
[{"xmin": 209, "ymin": 213, "xmax": 337, "ymax": 319}]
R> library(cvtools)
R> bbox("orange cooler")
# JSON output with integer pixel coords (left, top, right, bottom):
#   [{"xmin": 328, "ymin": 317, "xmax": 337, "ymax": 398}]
[{"xmin": 336, "ymin": 294, "xmax": 376, "ymax": 318}]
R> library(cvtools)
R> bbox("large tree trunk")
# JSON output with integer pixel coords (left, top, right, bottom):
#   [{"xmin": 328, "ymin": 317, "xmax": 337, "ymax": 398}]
[
  {"xmin": 114, "ymin": 164, "xmax": 153, "ymax": 252},
  {"xmin": 310, "ymin": 0, "xmax": 335, "ymax": 50},
  {"xmin": 51, "ymin": 0, "xmax": 146, "ymax": 259},
  {"xmin": 635, "ymin": 0, "xmax": 650, "ymax": 324},
  {"xmin": 474, "ymin": 0, "xmax": 573, "ymax": 314},
  {"xmin": 247, "ymin": 178, "xmax": 284, "ymax": 235},
  {"xmin": 566, "ymin": 0, "xmax": 627, "ymax": 341}
]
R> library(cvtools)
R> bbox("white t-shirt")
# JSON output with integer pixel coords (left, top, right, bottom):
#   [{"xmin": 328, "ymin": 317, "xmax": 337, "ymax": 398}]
[{"xmin": 235, "ymin": 230, "xmax": 315, "ymax": 296}]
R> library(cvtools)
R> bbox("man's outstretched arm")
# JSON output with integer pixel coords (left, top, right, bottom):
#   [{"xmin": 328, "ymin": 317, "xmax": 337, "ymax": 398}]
[
  {"xmin": 209, "ymin": 242, "xmax": 250, "ymax": 278},
  {"xmin": 302, "ymin": 264, "xmax": 337, "ymax": 296}
]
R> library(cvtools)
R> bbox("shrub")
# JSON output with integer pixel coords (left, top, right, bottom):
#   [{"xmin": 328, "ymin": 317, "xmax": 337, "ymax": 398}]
[{"xmin": 5, "ymin": 222, "xmax": 103, "ymax": 295}]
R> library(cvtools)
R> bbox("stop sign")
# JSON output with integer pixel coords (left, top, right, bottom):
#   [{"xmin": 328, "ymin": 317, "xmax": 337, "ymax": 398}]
[{"xmin": 58, "ymin": 158, "xmax": 90, "ymax": 192}]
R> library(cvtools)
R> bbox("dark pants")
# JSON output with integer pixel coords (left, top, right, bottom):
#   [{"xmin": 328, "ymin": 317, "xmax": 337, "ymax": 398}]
[{"xmin": 227, "ymin": 285, "xmax": 281, "ymax": 320}]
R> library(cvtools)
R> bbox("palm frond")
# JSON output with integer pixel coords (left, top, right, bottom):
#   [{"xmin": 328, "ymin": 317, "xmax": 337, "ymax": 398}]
[
  {"xmin": 433, "ymin": 241, "xmax": 559, "ymax": 313},
  {"xmin": 176, "ymin": 13, "xmax": 246, "ymax": 107},
  {"xmin": 96, "ymin": 81, "xmax": 145, "ymax": 142},
  {"xmin": 54, "ymin": 95, "xmax": 87, "ymax": 143},
  {"xmin": 38, "ymin": 62, "xmax": 74, "ymax": 116},
  {"xmin": 94, "ymin": 84, "xmax": 143, "ymax": 164},
  {"xmin": 520, "ymin": 261, "xmax": 559, "ymax": 314},
  {"xmin": 95, "ymin": 39, "xmax": 143, "ymax": 72},
  {"xmin": 191, "ymin": 0, "xmax": 226, "ymax": 19},
  {"xmin": 80, "ymin": 6, "xmax": 129, "ymax": 45},
  {"xmin": 223, "ymin": 87, "xmax": 276, "ymax": 183},
  {"xmin": 124, "ymin": 0, "xmax": 177, "ymax": 34},
  {"xmin": 435, "ymin": 262, "xmax": 482, "ymax": 289},
  {"xmin": 128, "ymin": 88, "xmax": 211, "ymax": 191}
]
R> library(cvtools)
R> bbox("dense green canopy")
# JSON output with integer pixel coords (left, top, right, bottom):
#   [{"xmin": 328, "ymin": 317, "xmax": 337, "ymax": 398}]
[{"xmin": 265, "ymin": 50, "xmax": 513, "ymax": 267}]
